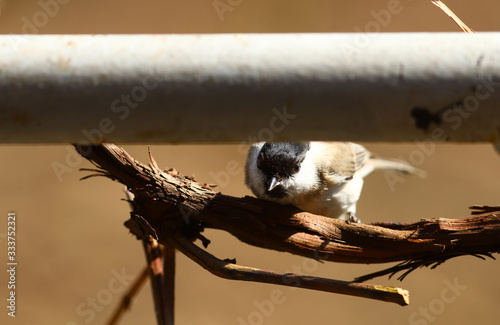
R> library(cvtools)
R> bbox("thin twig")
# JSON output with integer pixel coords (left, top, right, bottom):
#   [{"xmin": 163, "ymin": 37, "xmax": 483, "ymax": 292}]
[
  {"xmin": 169, "ymin": 231, "xmax": 410, "ymax": 306},
  {"xmin": 355, "ymin": 251, "xmax": 497, "ymax": 283},
  {"xmin": 106, "ymin": 266, "xmax": 149, "ymax": 325},
  {"xmin": 143, "ymin": 238, "xmax": 168, "ymax": 325},
  {"xmin": 163, "ymin": 243, "xmax": 175, "ymax": 325},
  {"xmin": 431, "ymin": 0, "xmax": 475, "ymax": 33}
]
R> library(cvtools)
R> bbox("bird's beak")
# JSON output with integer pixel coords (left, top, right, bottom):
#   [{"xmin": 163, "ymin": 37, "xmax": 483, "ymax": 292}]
[{"xmin": 267, "ymin": 176, "xmax": 281, "ymax": 192}]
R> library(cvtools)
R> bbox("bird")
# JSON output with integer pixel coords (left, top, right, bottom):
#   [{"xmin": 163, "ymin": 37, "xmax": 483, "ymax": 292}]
[{"xmin": 245, "ymin": 142, "xmax": 425, "ymax": 221}]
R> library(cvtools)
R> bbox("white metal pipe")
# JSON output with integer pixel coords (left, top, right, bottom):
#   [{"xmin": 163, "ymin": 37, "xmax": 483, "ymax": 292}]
[{"xmin": 0, "ymin": 33, "xmax": 499, "ymax": 144}]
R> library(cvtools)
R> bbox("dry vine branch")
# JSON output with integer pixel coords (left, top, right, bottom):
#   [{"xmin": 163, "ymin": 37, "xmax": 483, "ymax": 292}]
[
  {"xmin": 142, "ymin": 237, "xmax": 170, "ymax": 325},
  {"xmin": 75, "ymin": 144, "xmax": 500, "ymax": 306}
]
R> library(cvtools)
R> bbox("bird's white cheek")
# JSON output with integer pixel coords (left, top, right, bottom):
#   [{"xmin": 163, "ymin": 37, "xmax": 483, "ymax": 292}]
[
  {"xmin": 248, "ymin": 169, "xmax": 267, "ymax": 197},
  {"xmin": 285, "ymin": 165, "xmax": 320, "ymax": 199}
]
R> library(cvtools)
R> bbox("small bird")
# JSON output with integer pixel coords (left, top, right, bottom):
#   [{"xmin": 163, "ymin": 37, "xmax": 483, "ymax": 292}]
[{"xmin": 245, "ymin": 142, "xmax": 425, "ymax": 221}]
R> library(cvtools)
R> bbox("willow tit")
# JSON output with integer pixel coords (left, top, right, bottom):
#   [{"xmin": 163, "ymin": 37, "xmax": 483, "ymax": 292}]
[{"xmin": 245, "ymin": 142, "xmax": 425, "ymax": 220}]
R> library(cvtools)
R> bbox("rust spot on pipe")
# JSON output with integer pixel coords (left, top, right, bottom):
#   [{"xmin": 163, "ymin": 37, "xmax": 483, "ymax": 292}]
[
  {"xmin": 11, "ymin": 111, "xmax": 32, "ymax": 125},
  {"xmin": 411, "ymin": 107, "xmax": 441, "ymax": 132},
  {"xmin": 411, "ymin": 100, "xmax": 466, "ymax": 132}
]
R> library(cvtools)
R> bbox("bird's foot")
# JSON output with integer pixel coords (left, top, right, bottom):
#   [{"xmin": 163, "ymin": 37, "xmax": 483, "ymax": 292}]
[{"xmin": 346, "ymin": 212, "xmax": 361, "ymax": 224}]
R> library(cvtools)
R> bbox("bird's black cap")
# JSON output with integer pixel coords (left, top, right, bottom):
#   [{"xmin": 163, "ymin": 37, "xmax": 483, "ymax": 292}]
[{"xmin": 257, "ymin": 142, "xmax": 310, "ymax": 178}]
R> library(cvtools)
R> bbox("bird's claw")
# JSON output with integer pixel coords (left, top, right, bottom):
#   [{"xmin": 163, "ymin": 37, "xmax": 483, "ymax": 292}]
[{"xmin": 347, "ymin": 212, "xmax": 361, "ymax": 224}]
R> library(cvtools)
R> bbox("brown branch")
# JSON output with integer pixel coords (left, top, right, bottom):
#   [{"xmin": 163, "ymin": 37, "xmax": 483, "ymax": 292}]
[
  {"xmin": 107, "ymin": 233, "xmax": 175, "ymax": 325},
  {"xmin": 75, "ymin": 144, "xmax": 500, "ymax": 263},
  {"xmin": 168, "ymin": 230, "xmax": 409, "ymax": 306},
  {"xmin": 143, "ymin": 237, "xmax": 169, "ymax": 325},
  {"xmin": 162, "ymin": 243, "xmax": 175, "ymax": 325},
  {"xmin": 107, "ymin": 266, "xmax": 149, "ymax": 325},
  {"xmin": 75, "ymin": 144, "xmax": 499, "ymax": 303}
]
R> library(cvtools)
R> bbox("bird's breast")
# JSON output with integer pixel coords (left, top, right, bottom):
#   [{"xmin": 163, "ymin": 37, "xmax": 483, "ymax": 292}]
[{"xmin": 293, "ymin": 174, "xmax": 364, "ymax": 218}]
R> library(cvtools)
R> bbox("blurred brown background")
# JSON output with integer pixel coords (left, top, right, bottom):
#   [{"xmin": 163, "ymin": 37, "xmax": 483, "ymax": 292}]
[{"xmin": 1, "ymin": 0, "xmax": 499, "ymax": 324}]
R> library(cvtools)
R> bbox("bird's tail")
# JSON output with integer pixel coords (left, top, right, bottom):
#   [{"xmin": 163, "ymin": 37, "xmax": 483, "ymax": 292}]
[{"xmin": 360, "ymin": 158, "xmax": 427, "ymax": 178}]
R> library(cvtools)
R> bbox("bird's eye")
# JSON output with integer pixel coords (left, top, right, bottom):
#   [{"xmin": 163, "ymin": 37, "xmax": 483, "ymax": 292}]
[{"xmin": 293, "ymin": 162, "xmax": 301, "ymax": 173}]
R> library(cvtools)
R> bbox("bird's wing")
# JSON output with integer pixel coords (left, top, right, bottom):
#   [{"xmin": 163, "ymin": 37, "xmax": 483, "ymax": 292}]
[{"xmin": 314, "ymin": 142, "xmax": 371, "ymax": 183}]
